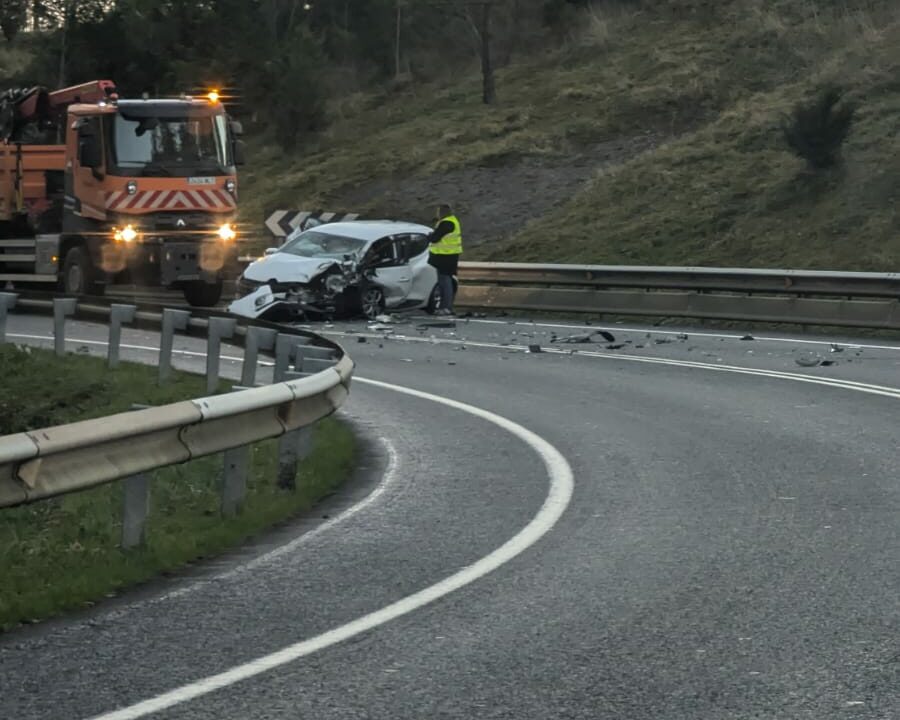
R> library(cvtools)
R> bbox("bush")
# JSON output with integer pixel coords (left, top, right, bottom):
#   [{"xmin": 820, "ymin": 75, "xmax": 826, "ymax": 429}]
[{"xmin": 782, "ymin": 86, "xmax": 856, "ymax": 170}]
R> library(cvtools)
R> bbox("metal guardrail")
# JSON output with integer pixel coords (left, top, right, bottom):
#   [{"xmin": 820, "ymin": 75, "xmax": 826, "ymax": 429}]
[
  {"xmin": 455, "ymin": 262, "xmax": 900, "ymax": 330},
  {"xmin": 0, "ymin": 293, "xmax": 354, "ymax": 547}
]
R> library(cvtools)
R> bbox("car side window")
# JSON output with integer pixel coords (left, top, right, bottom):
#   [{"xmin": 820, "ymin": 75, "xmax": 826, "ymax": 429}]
[
  {"xmin": 366, "ymin": 237, "xmax": 397, "ymax": 267},
  {"xmin": 407, "ymin": 234, "xmax": 429, "ymax": 258}
]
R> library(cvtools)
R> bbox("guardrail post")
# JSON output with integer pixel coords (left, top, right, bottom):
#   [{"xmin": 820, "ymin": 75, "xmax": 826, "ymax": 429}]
[
  {"xmin": 241, "ymin": 326, "xmax": 278, "ymax": 386},
  {"xmin": 277, "ymin": 432, "xmax": 298, "ymax": 490},
  {"xmin": 52, "ymin": 297, "xmax": 77, "ymax": 356},
  {"xmin": 121, "ymin": 472, "xmax": 150, "ymax": 549},
  {"xmin": 206, "ymin": 317, "xmax": 238, "ymax": 394},
  {"xmin": 0, "ymin": 292, "xmax": 17, "ymax": 344},
  {"xmin": 222, "ymin": 445, "xmax": 249, "ymax": 516},
  {"xmin": 274, "ymin": 333, "xmax": 310, "ymax": 382},
  {"xmin": 107, "ymin": 304, "xmax": 137, "ymax": 369},
  {"xmin": 158, "ymin": 309, "xmax": 190, "ymax": 384}
]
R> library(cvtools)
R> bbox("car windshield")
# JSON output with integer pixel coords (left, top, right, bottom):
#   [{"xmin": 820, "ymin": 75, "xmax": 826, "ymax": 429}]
[
  {"xmin": 110, "ymin": 113, "xmax": 230, "ymax": 176},
  {"xmin": 279, "ymin": 230, "xmax": 369, "ymax": 259}
]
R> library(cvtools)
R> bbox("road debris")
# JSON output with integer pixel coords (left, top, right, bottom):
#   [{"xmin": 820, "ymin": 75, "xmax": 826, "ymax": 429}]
[
  {"xmin": 368, "ymin": 323, "xmax": 395, "ymax": 332},
  {"xmin": 653, "ymin": 337, "xmax": 673, "ymax": 345},
  {"xmin": 357, "ymin": 336, "xmax": 367, "ymax": 343},
  {"xmin": 830, "ymin": 343, "xmax": 844, "ymax": 353},
  {"xmin": 417, "ymin": 320, "xmax": 457, "ymax": 329},
  {"xmin": 676, "ymin": 333, "xmax": 689, "ymax": 340},
  {"xmin": 527, "ymin": 344, "xmax": 542, "ymax": 353},
  {"xmin": 606, "ymin": 343, "xmax": 626, "ymax": 350},
  {"xmin": 794, "ymin": 352, "xmax": 834, "ymax": 367},
  {"xmin": 740, "ymin": 335, "xmax": 755, "ymax": 341},
  {"xmin": 551, "ymin": 330, "xmax": 615, "ymax": 344}
]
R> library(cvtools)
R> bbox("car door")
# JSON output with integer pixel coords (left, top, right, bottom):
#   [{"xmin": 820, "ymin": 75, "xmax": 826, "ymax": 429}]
[
  {"xmin": 405, "ymin": 233, "xmax": 438, "ymax": 302},
  {"xmin": 367, "ymin": 236, "xmax": 413, "ymax": 306}
]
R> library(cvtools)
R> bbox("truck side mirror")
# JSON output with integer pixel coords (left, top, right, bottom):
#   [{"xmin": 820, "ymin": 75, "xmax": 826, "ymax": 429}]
[
  {"xmin": 229, "ymin": 120, "xmax": 244, "ymax": 136},
  {"xmin": 233, "ymin": 139, "xmax": 246, "ymax": 166}
]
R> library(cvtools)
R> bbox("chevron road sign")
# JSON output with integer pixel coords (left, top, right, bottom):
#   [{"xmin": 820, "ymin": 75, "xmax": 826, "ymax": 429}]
[{"xmin": 264, "ymin": 210, "xmax": 361, "ymax": 239}]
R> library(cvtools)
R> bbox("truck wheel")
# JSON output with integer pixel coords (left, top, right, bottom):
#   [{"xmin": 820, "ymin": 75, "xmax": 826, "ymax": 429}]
[
  {"xmin": 183, "ymin": 280, "xmax": 223, "ymax": 307},
  {"xmin": 62, "ymin": 247, "xmax": 102, "ymax": 296}
]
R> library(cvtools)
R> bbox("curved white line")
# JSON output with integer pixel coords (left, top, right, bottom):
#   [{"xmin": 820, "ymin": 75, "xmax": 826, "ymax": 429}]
[
  {"xmin": 135, "ymin": 435, "xmax": 401, "ymax": 606},
  {"xmin": 85, "ymin": 377, "xmax": 576, "ymax": 720}
]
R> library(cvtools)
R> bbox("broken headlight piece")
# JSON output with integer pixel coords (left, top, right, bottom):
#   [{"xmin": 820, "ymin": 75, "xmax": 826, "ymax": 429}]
[{"xmin": 325, "ymin": 274, "xmax": 349, "ymax": 294}]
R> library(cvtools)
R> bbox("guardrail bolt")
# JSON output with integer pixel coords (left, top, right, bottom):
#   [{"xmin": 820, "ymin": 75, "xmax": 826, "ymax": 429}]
[
  {"xmin": 121, "ymin": 472, "xmax": 150, "ymax": 549},
  {"xmin": 206, "ymin": 317, "xmax": 238, "ymax": 394},
  {"xmin": 107, "ymin": 304, "xmax": 137, "ymax": 369},
  {"xmin": 158, "ymin": 309, "xmax": 190, "ymax": 384},
  {"xmin": 52, "ymin": 297, "xmax": 77, "ymax": 357},
  {"xmin": 241, "ymin": 327, "xmax": 278, "ymax": 387},
  {"xmin": 0, "ymin": 292, "xmax": 17, "ymax": 344},
  {"xmin": 222, "ymin": 445, "xmax": 249, "ymax": 515}
]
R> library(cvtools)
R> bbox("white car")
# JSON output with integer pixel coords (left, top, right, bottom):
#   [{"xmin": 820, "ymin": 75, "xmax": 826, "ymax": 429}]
[{"xmin": 231, "ymin": 221, "xmax": 446, "ymax": 320}]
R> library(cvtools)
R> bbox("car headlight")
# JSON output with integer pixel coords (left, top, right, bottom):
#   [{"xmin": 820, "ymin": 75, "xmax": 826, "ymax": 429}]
[
  {"xmin": 325, "ymin": 274, "xmax": 348, "ymax": 294},
  {"xmin": 217, "ymin": 223, "xmax": 236, "ymax": 241}
]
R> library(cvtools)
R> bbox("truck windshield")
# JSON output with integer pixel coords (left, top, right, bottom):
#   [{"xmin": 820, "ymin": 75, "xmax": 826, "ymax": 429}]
[{"xmin": 110, "ymin": 113, "xmax": 231, "ymax": 176}]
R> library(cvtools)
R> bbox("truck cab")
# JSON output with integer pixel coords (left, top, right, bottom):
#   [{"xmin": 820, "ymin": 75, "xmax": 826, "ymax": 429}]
[{"xmin": 0, "ymin": 81, "xmax": 244, "ymax": 306}]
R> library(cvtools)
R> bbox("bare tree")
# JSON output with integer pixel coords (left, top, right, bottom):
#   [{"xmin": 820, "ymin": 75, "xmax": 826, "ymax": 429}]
[{"xmin": 432, "ymin": 0, "xmax": 499, "ymax": 104}]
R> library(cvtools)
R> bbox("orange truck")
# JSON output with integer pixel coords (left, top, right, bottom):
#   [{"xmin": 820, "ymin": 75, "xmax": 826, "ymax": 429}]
[{"xmin": 0, "ymin": 80, "xmax": 244, "ymax": 306}]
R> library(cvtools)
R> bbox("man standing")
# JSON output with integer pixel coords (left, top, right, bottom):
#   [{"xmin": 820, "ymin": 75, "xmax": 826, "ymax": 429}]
[{"xmin": 428, "ymin": 203, "xmax": 463, "ymax": 315}]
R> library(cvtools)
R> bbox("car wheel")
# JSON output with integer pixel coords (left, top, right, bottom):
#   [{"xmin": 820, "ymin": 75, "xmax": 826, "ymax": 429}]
[
  {"xmin": 425, "ymin": 283, "xmax": 441, "ymax": 314},
  {"xmin": 360, "ymin": 286, "xmax": 385, "ymax": 320}
]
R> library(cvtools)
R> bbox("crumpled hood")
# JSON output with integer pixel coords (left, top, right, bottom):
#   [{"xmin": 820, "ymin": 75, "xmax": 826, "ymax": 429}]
[{"xmin": 243, "ymin": 253, "xmax": 340, "ymax": 284}]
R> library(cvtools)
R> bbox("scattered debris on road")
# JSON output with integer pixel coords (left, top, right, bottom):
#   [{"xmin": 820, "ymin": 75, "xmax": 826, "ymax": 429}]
[
  {"xmin": 551, "ymin": 330, "xmax": 615, "ymax": 344},
  {"xmin": 417, "ymin": 320, "xmax": 457, "ymax": 329},
  {"xmin": 368, "ymin": 323, "xmax": 395, "ymax": 332},
  {"xmin": 740, "ymin": 335, "xmax": 755, "ymax": 341},
  {"xmin": 795, "ymin": 352, "xmax": 836, "ymax": 367},
  {"xmin": 830, "ymin": 343, "xmax": 844, "ymax": 353},
  {"xmin": 528, "ymin": 344, "xmax": 542, "ymax": 353}
]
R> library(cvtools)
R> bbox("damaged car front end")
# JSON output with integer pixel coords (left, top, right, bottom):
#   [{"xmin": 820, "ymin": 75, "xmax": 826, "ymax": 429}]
[{"xmin": 231, "ymin": 254, "xmax": 362, "ymax": 321}]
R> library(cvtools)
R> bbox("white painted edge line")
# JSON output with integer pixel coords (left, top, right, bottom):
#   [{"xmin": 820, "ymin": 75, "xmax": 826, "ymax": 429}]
[
  {"xmin": 99, "ymin": 436, "xmax": 401, "ymax": 614},
  {"xmin": 84, "ymin": 377, "xmax": 576, "ymax": 720}
]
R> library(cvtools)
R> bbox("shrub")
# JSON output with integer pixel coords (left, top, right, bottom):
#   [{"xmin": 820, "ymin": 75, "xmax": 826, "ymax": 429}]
[{"xmin": 782, "ymin": 86, "xmax": 856, "ymax": 170}]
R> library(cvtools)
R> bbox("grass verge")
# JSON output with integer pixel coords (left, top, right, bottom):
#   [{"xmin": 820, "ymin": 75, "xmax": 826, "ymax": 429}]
[{"xmin": 0, "ymin": 346, "xmax": 356, "ymax": 630}]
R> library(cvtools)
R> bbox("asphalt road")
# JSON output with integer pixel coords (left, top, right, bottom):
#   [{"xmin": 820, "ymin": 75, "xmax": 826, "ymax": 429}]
[{"xmin": 1, "ymin": 311, "xmax": 898, "ymax": 719}]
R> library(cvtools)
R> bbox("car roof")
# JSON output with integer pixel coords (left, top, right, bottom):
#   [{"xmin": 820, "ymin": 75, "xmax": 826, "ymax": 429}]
[{"xmin": 304, "ymin": 220, "xmax": 432, "ymax": 241}]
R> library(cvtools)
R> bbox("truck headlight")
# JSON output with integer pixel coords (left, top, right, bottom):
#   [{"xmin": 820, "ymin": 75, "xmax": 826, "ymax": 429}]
[
  {"xmin": 126, "ymin": 181, "xmax": 138, "ymax": 195},
  {"xmin": 225, "ymin": 179, "xmax": 236, "ymax": 194},
  {"xmin": 217, "ymin": 223, "xmax": 236, "ymax": 241},
  {"xmin": 114, "ymin": 224, "xmax": 138, "ymax": 242}
]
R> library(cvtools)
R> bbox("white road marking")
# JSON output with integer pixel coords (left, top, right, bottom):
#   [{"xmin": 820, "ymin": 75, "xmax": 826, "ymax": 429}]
[
  {"xmin": 121, "ymin": 436, "xmax": 401, "ymax": 607},
  {"xmin": 84, "ymin": 379, "xmax": 576, "ymax": 720},
  {"xmin": 467, "ymin": 318, "xmax": 900, "ymax": 352}
]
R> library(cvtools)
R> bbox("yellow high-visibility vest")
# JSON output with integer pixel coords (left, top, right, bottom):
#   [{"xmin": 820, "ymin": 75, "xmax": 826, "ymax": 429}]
[{"xmin": 430, "ymin": 215, "xmax": 463, "ymax": 255}]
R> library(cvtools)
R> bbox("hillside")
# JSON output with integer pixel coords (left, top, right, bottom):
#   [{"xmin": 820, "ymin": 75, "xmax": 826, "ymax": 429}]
[{"xmin": 240, "ymin": 0, "xmax": 900, "ymax": 271}]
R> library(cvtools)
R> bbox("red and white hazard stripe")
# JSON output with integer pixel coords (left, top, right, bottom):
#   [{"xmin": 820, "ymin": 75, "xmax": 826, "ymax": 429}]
[{"xmin": 105, "ymin": 189, "xmax": 236, "ymax": 211}]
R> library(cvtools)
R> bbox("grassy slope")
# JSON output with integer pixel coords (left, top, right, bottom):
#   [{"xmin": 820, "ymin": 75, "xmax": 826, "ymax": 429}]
[
  {"xmin": 0, "ymin": 346, "xmax": 355, "ymax": 629},
  {"xmin": 241, "ymin": 0, "xmax": 899, "ymax": 270}
]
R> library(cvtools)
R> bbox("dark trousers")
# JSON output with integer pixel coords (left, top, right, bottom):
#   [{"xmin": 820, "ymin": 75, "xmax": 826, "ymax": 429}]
[{"xmin": 429, "ymin": 253, "xmax": 460, "ymax": 312}]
